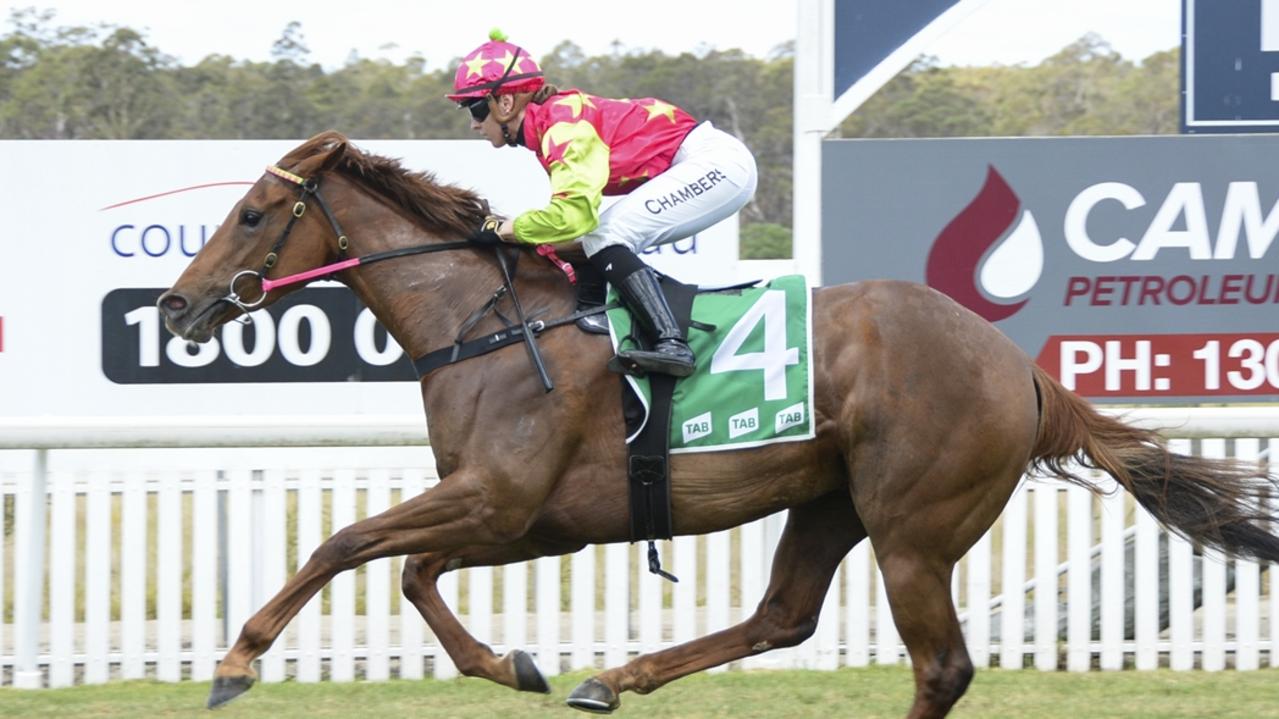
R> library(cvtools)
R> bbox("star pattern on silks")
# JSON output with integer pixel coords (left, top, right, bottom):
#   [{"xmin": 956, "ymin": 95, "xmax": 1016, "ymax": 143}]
[
  {"xmin": 554, "ymin": 93, "xmax": 597, "ymax": 119},
  {"xmin": 463, "ymin": 55, "xmax": 489, "ymax": 78},
  {"xmin": 543, "ymin": 132, "xmax": 572, "ymax": 166},
  {"xmin": 488, "ymin": 50, "xmax": 518, "ymax": 74},
  {"xmin": 642, "ymin": 99, "xmax": 677, "ymax": 123}
]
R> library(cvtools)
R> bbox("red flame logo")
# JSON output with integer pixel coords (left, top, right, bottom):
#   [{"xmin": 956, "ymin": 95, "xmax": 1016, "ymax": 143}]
[{"xmin": 926, "ymin": 166, "xmax": 1028, "ymax": 322}]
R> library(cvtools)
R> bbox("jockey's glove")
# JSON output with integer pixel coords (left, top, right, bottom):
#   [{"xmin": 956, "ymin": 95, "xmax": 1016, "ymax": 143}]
[{"xmin": 469, "ymin": 216, "xmax": 505, "ymax": 246}]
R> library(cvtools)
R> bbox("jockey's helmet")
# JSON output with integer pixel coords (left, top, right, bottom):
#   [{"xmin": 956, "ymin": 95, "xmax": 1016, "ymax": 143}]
[{"xmin": 446, "ymin": 29, "xmax": 544, "ymax": 103}]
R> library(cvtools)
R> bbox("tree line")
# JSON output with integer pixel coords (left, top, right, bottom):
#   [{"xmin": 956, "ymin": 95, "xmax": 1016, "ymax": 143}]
[{"xmin": 1, "ymin": 10, "xmax": 1179, "ymax": 256}]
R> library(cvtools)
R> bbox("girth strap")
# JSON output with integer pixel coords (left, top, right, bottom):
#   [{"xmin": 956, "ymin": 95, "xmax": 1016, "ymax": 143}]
[{"xmin": 625, "ymin": 277, "xmax": 697, "ymax": 582}]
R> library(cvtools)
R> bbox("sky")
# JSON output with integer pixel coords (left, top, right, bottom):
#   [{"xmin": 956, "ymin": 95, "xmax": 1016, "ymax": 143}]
[{"xmin": 2, "ymin": 0, "xmax": 1181, "ymax": 70}]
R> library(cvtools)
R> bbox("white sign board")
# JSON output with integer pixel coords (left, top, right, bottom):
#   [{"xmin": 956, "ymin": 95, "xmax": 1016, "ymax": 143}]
[{"xmin": 0, "ymin": 140, "xmax": 739, "ymax": 419}]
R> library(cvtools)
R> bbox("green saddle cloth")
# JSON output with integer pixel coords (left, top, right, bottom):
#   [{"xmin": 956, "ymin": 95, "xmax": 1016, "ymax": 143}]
[{"xmin": 606, "ymin": 274, "xmax": 815, "ymax": 453}]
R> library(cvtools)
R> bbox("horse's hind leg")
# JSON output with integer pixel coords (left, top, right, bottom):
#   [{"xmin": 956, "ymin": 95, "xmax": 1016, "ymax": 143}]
[
  {"xmin": 400, "ymin": 537, "xmax": 584, "ymax": 694},
  {"xmin": 876, "ymin": 551, "xmax": 972, "ymax": 719},
  {"xmin": 566, "ymin": 492, "xmax": 864, "ymax": 714},
  {"xmin": 859, "ymin": 457, "xmax": 1029, "ymax": 718}
]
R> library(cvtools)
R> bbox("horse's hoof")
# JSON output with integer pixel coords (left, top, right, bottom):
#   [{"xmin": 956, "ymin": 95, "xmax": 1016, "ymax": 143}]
[
  {"xmin": 207, "ymin": 675, "xmax": 255, "ymax": 709},
  {"xmin": 566, "ymin": 677, "xmax": 620, "ymax": 714},
  {"xmin": 510, "ymin": 649, "xmax": 551, "ymax": 694}
]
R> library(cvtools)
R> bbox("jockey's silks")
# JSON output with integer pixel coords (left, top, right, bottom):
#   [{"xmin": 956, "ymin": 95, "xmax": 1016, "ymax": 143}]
[{"xmin": 513, "ymin": 90, "xmax": 697, "ymax": 245}]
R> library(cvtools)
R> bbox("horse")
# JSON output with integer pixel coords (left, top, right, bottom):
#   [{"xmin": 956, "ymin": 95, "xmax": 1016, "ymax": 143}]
[{"xmin": 159, "ymin": 131, "xmax": 1279, "ymax": 718}]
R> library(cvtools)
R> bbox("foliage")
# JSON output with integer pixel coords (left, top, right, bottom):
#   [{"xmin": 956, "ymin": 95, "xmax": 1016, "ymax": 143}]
[
  {"xmin": 1, "ymin": 11, "xmax": 1182, "ymax": 238},
  {"xmin": 836, "ymin": 35, "xmax": 1180, "ymax": 139},
  {"xmin": 0, "ymin": 10, "xmax": 177, "ymax": 138},
  {"xmin": 740, "ymin": 222, "xmax": 793, "ymax": 259}
]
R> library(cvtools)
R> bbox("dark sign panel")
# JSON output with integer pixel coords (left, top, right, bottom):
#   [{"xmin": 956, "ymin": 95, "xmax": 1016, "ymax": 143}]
[
  {"xmin": 101, "ymin": 287, "xmax": 416, "ymax": 383},
  {"xmin": 1183, "ymin": 0, "xmax": 1279, "ymax": 133},
  {"xmin": 833, "ymin": 0, "xmax": 963, "ymax": 98},
  {"xmin": 821, "ymin": 135, "xmax": 1279, "ymax": 403}
]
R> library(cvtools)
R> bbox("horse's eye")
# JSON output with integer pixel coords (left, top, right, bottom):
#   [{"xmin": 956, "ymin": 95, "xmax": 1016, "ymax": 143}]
[{"xmin": 241, "ymin": 209, "xmax": 263, "ymax": 227}]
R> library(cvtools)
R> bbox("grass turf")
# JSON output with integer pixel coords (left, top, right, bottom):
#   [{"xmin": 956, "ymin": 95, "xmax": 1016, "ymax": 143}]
[{"xmin": 3, "ymin": 666, "xmax": 1279, "ymax": 718}]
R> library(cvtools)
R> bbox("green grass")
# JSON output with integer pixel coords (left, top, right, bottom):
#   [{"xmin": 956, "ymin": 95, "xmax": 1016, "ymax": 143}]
[{"xmin": 3, "ymin": 667, "xmax": 1279, "ymax": 718}]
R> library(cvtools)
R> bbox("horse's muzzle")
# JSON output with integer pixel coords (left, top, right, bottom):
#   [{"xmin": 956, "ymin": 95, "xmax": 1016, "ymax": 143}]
[{"xmin": 157, "ymin": 290, "xmax": 218, "ymax": 342}]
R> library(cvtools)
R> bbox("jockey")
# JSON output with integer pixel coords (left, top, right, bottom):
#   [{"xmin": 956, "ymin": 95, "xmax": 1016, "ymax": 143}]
[{"xmin": 448, "ymin": 29, "xmax": 758, "ymax": 377}]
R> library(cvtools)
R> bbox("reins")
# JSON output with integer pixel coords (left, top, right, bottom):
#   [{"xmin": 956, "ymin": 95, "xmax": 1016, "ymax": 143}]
[{"xmin": 220, "ymin": 164, "xmax": 585, "ymax": 392}]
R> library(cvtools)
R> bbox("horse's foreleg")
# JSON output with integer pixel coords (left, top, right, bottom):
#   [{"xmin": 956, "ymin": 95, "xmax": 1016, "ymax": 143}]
[
  {"xmin": 566, "ymin": 493, "xmax": 865, "ymax": 714},
  {"xmin": 208, "ymin": 472, "xmax": 536, "ymax": 708},
  {"xmin": 401, "ymin": 538, "xmax": 584, "ymax": 694}
]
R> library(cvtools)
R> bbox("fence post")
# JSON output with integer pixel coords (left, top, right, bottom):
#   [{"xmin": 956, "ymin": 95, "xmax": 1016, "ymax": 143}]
[
  {"xmin": 1033, "ymin": 485, "xmax": 1060, "ymax": 670},
  {"xmin": 14, "ymin": 449, "xmax": 49, "ymax": 688}
]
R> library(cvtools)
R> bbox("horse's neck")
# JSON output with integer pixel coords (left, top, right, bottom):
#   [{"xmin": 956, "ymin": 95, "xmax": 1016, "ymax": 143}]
[{"xmin": 339, "ymin": 204, "xmax": 571, "ymax": 362}]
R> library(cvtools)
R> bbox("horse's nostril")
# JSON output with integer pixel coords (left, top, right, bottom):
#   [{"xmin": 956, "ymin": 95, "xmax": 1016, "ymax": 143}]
[{"xmin": 159, "ymin": 292, "xmax": 189, "ymax": 315}]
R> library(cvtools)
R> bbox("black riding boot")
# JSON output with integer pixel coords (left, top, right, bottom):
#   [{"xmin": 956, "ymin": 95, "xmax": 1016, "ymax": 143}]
[
  {"xmin": 573, "ymin": 263, "xmax": 610, "ymax": 334},
  {"xmin": 616, "ymin": 267, "xmax": 696, "ymax": 377}
]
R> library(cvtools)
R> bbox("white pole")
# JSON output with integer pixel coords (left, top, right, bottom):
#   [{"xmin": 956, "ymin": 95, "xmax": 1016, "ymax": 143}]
[
  {"xmin": 792, "ymin": 0, "xmax": 831, "ymax": 286},
  {"xmin": 13, "ymin": 449, "xmax": 49, "ymax": 688}
]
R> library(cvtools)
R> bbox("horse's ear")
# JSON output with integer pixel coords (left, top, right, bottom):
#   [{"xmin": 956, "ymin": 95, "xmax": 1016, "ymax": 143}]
[
  {"xmin": 317, "ymin": 136, "xmax": 348, "ymax": 173},
  {"xmin": 294, "ymin": 130, "xmax": 348, "ymax": 176}
]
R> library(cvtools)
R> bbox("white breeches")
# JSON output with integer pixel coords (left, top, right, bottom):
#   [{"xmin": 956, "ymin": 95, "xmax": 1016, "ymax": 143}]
[{"xmin": 581, "ymin": 121, "xmax": 758, "ymax": 257}]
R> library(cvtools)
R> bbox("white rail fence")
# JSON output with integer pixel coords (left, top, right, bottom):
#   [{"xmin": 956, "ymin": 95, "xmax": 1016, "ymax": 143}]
[{"xmin": 0, "ymin": 408, "xmax": 1277, "ymax": 688}]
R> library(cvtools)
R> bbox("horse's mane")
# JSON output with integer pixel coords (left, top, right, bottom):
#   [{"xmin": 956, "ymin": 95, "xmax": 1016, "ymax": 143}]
[{"xmin": 279, "ymin": 131, "xmax": 489, "ymax": 238}]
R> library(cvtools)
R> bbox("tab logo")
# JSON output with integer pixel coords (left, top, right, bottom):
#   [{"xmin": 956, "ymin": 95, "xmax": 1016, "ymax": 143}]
[
  {"xmin": 682, "ymin": 411, "xmax": 713, "ymax": 443},
  {"xmin": 775, "ymin": 402, "xmax": 806, "ymax": 433},
  {"xmin": 728, "ymin": 407, "xmax": 759, "ymax": 439}
]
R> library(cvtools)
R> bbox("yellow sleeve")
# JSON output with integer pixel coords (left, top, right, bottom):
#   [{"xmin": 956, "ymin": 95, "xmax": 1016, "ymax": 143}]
[{"xmin": 512, "ymin": 120, "xmax": 610, "ymax": 245}]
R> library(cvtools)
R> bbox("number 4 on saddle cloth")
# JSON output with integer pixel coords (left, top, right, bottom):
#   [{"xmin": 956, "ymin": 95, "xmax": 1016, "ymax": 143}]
[
  {"xmin": 609, "ymin": 274, "xmax": 814, "ymax": 450},
  {"xmin": 606, "ymin": 275, "xmax": 815, "ymax": 563}
]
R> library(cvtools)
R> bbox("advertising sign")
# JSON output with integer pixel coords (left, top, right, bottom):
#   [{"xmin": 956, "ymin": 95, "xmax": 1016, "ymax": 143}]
[
  {"xmin": 1183, "ymin": 0, "xmax": 1279, "ymax": 133},
  {"xmin": 0, "ymin": 140, "xmax": 740, "ymax": 418},
  {"xmin": 822, "ymin": 135, "xmax": 1279, "ymax": 403}
]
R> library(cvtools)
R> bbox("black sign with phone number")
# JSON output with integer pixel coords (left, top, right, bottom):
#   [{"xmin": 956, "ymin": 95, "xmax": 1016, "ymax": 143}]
[{"xmin": 101, "ymin": 288, "xmax": 417, "ymax": 384}]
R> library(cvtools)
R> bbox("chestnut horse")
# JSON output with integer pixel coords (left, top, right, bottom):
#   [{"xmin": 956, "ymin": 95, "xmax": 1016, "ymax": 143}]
[{"xmin": 160, "ymin": 132, "xmax": 1279, "ymax": 717}]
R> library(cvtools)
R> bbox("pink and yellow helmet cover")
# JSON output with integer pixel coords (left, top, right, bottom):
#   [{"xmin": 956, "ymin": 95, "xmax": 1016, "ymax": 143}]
[{"xmin": 447, "ymin": 29, "xmax": 544, "ymax": 102}]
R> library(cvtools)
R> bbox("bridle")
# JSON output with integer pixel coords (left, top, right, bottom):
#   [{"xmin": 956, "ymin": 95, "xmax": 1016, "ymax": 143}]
[{"xmin": 220, "ymin": 164, "xmax": 475, "ymax": 321}]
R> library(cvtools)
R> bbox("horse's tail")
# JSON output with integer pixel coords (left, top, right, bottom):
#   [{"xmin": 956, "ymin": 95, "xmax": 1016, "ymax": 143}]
[{"xmin": 1028, "ymin": 364, "xmax": 1279, "ymax": 562}]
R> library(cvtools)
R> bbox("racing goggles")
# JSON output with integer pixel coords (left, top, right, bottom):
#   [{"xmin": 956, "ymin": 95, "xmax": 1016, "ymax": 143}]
[{"xmin": 461, "ymin": 97, "xmax": 491, "ymax": 122}]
